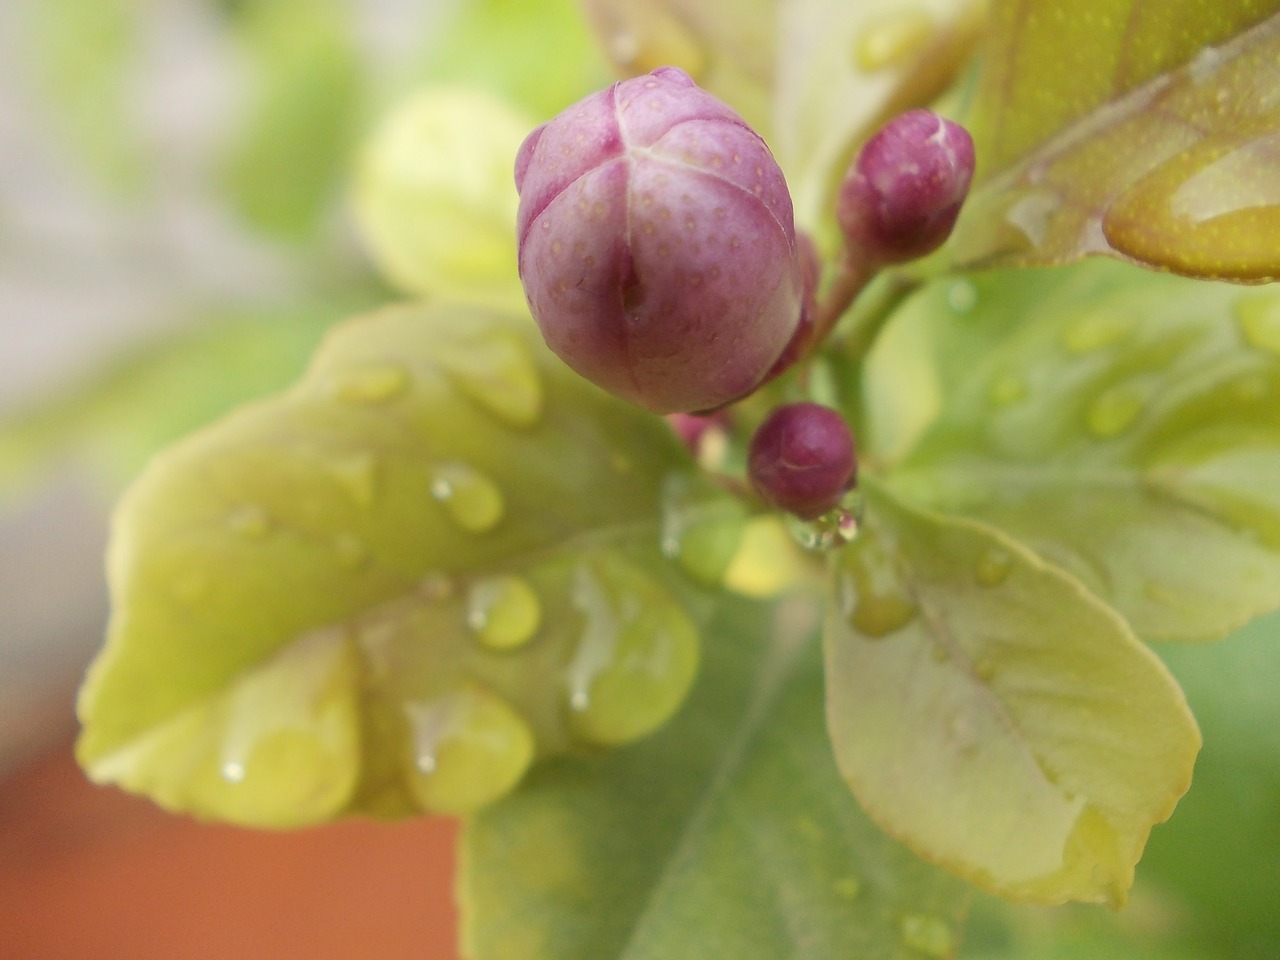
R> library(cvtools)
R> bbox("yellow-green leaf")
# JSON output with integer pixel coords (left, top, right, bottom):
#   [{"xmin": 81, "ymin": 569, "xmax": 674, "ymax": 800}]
[
  {"xmin": 77, "ymin": 302, "xmax": 743, "ymax": 827},
  {"xmin": 884, "ymin": 261, "xmax": 1280, "ymax": 641},
  {"xmin": 825, "ymin": 482, "xmax": 1199, "ymax": 906},
  {"xmin": 955, "ymin": 3, "xmax": 1280, "ymax": 280},
  {"xmin": 463, "ymin": 597, "xmax": 969, "ymax": 960}
]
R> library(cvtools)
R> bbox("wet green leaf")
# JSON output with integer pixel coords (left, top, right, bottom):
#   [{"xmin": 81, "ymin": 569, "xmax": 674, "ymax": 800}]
[
  {"xmin": 463, "ymin": 596, "xmax": 969, "ymax": 960},
  {"xmin": 884, "ymin": 260, "xmax": 1280, "ymax": 640},
  {"xmin": 955, "ymin": 2, "xmax": 1280, "ymax": 280},
  {"xmin": 77, "ymin": 302, "xmax": 743, "ymax": 827},
  {"xmin": 580, "ymin": 0, "xmax": 775, "ymax": 133},
  {"xmin": 825, "ymin": 482, "xmax": 1199, "ymax": 907},
  {"xmin": 775, "ymin": 0, "xmax": 985, "ymax": 235},
  {"xmin": 220, "ymin": 0, "xmax": 364, "ymax": 240}
]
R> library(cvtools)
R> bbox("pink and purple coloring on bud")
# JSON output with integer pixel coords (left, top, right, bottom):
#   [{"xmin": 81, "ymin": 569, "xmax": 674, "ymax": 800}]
[
  {"xmin": 836, "ymin": 109, "xmax": 975, "ymax": 266},
  {"xmin": 748, "ymin": 403, "xmax": 857, "ymax": 521},
  {"xmin": 515, "ymin": 67, "xmax": 806, "ymax": 414}
]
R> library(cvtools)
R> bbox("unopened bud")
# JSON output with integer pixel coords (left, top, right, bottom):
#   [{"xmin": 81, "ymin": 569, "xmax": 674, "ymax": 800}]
[
  {"xmin": 515, "ymin": 67, "xmax": 806, "ymax": 414},
  {"xmin": 748, "ymin": 403, "xmax": 856, "ymax": 520},
  {"xmin": 837, "ymin": 109, "xmax": 974, "ymax": 265}
]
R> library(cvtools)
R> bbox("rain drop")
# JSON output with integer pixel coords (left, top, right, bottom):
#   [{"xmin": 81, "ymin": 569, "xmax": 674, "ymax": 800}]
[
  {"xmin": 1087, "ymin": 383, "xmax": 1146, "ymax": 438},
  {"xmin": 437, "ymin": 334, "xmax": 544, "ymax": 428},
  {"xmin": 855, "ymin": 11, "xmax": 935, "ymax": 72},
  {"xmin": 430, "ymin": 463, "xmax": 505, "ymax": 532},
  {"xmin": 975, "ymin": 547, "xmax": 1013, "ymax": 587},
  {"xmin": 402, "ymin": 686, "xmax": 536, "ymax": 815},
  {"xmin": 1235, "ymin": 297, "xmax": 1280, "ymax": 354},
  {"xmin": 334, "ymin": 364, "xmax": 408, "ymax": 404},
  {"xmin": 786, "ymin": 490, "xmax": 864, "ymax": 552},
  {"xmin": 659, "ymin": 474, "xmax": 747, "ymax": 586},
  {"xmin": 227, "ymin": 504, "xmax": 271, "ymax": 539},
  {"xmin": 946, "ymin": 279, "xmax": 977, "ymax": 314},
  {"xmin": 898, "ymin": 913, "xmax": 954, "ymax": 958},
  {"xmin": 466, "ymin": 575, "xmax": 542, "ymax": 651},
  {"xmin": 843, "ymin": 536, "xmax": 917, "ymax": 638}
]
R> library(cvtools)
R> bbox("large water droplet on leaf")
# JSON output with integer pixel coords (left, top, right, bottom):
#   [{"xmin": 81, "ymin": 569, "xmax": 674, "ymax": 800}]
[
  {"xmin": 564, "ymin": 556, "xmax": 699, "ymax": 746},
  {"xmin": 402, "ymin": 685, "xmax": 535, "ymax": 815},
  {"xmin": 333, "ymin": 364, "xmax": 408, "ymax": 404},
  {"xmin": 466, "ymin": 575, "xmax": 542, "ymax": 651},
  {"xmin": 1235, "ymin": 295, "xmax": 1280, "ymax": 354},
  {"xmin": 430, "ymin": 463, "xmax": 505, "ymax": 532},
  {"xmin": 1086, "ymin": 383, "xmax": 1147, "ymax": 438},
  {"xmin": 855, "ymin": 10, "xmax": 935, "ymax": 72},
  {"xmin": 659, "ymin": 474, "xmax": 747, "ymax": 586},
  {"xmin": 436, "ymin": 333, "xmax": 545, "ymax": 428},
  {"xmin": 841, "ymin": 532, "xmax": 917, "ymax": 638},
  {"xmin": 975, "ymin": 547, "xmax": 1013, "ymax": 587}
]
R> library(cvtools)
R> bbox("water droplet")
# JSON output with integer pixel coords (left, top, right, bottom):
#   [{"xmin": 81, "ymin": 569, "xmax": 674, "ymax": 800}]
[
  {"xmin": 855, "ymin": 11, "xmax": 935, "ymax": 71},
  {"xmin": 898, "ymin": 913, "xmax": 954, "ymax": 958},
  {"xmin": 334, "ymin": 364, "xmax": 408, "ymax": 404},
  {"xmin": 227, "ymin": 504, "xmax": 271, "ymax": 539},
  {"xmin": 987, "ymin": 372, "xmax": 1027, "ymax": 407},
  {"xmin": 787, "ymin": 490, "xmax": 864, "ymax": 552},
  {"xmin": 1062, "ymin": 309, "xmax": 1134, "ymax": 354},
  {"xmin": 1236, "ymin": 297, "xmax": 1280, "ymax": 354},
  {"xmin": 466, "ymin": 575, "xmax": 541, "ymax": 650},
  {"xmin": 975, "ymin": 547, "xmax": 1013, "ymax": 587},
  {"xmin": 834, "ymin": 876, "xmax": 862, "ymax": 900},
  {"xmin": 430, "ymin": 463, "xmax": 505, "ymax": 532},
  {"xmin": 565, "ymin": 556, "xmax": 699, "ymax": 746},
  {"xmin": 436, "ymin": 334, "xmax": 544, "ymax": 427},
  {"xmin": 324, "ymin": 453, "xmax": 378, "ymax": 510},
  {"xmin": 659, "ymin": 474, "xmax": 747, "ymax": 586},
  {"xmin": 1087, "ymin": 383, "xmax": 1147, "ymax": 438},
  {"xmin": 843, "ymin": 535, "xmax": 917, "ymax": 638},
  {"xmin": 402, "ymin": 686, "xmax": 535, "ymax": 815},
  {"xmin": 946, "ymin": 280, "xmax": 977, "ymax": 314},
  {"xmin": 332, "ymin": 534, "xmax": 368, "ymax": 569}
]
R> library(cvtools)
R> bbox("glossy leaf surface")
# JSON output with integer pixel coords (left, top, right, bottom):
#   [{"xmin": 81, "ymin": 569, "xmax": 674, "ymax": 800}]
[
  {"xmin": 885, "ymin": 261, "xmax": 1280, "ymax": 640},
  {"xmin": 77, "ymin": 302, "xmax": 741, "ymax": 826},
  {"xmin": 463, "ymin": 597, "xmax": 968, "ymax": 960},
  {"xmin": 956, "ymin": 2, "xmax": 1280, "ymax": 279},
  {"xmin": 825, "ymin": 483, "xmax": 1199, "ymax": 906}
]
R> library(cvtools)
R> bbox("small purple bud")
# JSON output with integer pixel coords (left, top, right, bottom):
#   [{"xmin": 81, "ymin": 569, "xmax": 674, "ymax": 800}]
[
  {"xmin": 748, "ymin": 403, "xmax": 856, "ymax": 521},
  {"xmin": 837, "ymin": 109, "xmax": 975, "ymax": 265},
  {"xmin": 515, "ymin": 68, "xmax": 806, "ymax": 414}
]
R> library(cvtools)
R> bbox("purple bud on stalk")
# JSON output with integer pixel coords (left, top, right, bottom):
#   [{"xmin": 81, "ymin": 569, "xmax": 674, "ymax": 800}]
[
  {"xmin": 836, "ymin": 109, "xmax": 975, "ymax": 265},
  {"xmin": 515, "ymin": 67, "xmax": 806, "ymax": 414},
  {"xmin": 748, "ymin": 403, "xmax": 856, "ymax": 521}
]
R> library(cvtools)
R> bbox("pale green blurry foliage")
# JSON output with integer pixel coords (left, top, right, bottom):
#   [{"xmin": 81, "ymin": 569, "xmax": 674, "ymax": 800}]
[{"xmin": 40, "ymin": 1, "xmax": 1280, "ymax": 958}]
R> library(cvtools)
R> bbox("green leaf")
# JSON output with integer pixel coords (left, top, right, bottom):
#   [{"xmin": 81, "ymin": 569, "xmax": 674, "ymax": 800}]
[
  {"xmin": 20, "ymin": 0, "xmax": 145, "ymax": 191},
  {"xmin": 350, "ymin": 87, "xmax": 531, "ymax": 305},
  {"xmin": 77, "ymin": 302, "xmax": 744, "ymax": 827},
  {"xmin": 0, "ymin": 301, "xmax": 355, "ymax": 502},
  {"xmin": 774, "ymin": 0, "xmax": 985, "ymax": 235},
  {"xmin": 421, "ymin": 0, "xmax": 610, "ymax": 120},
  {"xmin": 579, "ymin": 0, "xmax": 776, "ymax": 133},
  {"xmin": 825, "ymin": 481, "xmax": 1200, "ymax": 907},
  {"xmin": 954, "ymin": 2, "xmax": 1280, "ymax": 280},
  {"xmin": 884, "ymin": 260, "xmax": 1280, "ymax": 641},
  {"xmin": 463, "ymin": 596, "xmax": 969, "ymax": 960},
  {"xmin": 220, "ymin": 0, "xmax": 364, "ymax": 240}
]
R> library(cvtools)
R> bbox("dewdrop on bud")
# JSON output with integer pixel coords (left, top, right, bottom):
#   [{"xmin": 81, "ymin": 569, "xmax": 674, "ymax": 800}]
[
  {"xmin": 837, "ymin": 109, "xmax": 975, "ymax": 265},
  {"xmin": 748, "ymin": 403, "xmax": 857, "ymax": 521},
  {"xmin": 515, "ymin": 67, "xmax": 806, "ymax": 414}
]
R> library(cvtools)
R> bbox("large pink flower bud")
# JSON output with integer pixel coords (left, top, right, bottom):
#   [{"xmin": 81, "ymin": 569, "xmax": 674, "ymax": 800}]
[{"xmin": 514, "ymin": 67, "xmax": 805, "ymax": 414}]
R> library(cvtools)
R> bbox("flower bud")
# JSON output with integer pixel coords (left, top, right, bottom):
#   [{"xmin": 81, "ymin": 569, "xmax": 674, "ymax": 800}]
[
  {"xmin": 837, "ymin": 109, "xmax": 975, "ymax": 265},
  {"xmin": 748, "ymin": 403, "xmax": 856, "ymax": 520},
  {"xmin": 515, "ymin": 67, "xmax": 806, "ymax": 414}
]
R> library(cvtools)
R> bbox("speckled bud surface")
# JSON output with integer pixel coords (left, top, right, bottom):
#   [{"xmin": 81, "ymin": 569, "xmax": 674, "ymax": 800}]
[
  {"xmin": 515, "ymin": 67, "xmax": 805, "ymax": 414},
  {"xmin": 748, "ymin": 403, "xmax": 856, "ymax": 520},
  {"xmin": 837, "ymin": 109, "xmax": 975, "ymax": 265}
]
